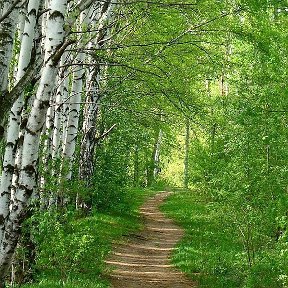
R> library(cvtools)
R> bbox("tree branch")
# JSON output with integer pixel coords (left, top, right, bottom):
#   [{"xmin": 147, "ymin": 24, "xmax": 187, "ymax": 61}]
[
  {"xmin": 0, "ymin": 0, "xmax": 26, "ymax": 23},
  {"xmin": 95, "ymin": 124, "xmax": 117, "ymax": 142},
  {"xmin": 98, "ymin": 0, "xmax": 197, "ymax": 7}
]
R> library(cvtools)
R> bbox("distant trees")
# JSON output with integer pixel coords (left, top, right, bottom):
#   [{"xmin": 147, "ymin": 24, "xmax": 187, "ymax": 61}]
[{"xmin": 180, "ymin": 2, "xmax": 288, "ymax": 285}]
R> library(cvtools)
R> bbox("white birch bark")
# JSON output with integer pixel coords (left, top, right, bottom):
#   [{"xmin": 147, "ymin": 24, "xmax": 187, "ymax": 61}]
[
  {"xmin": 62, "ymin": 13, "xmax": 86, "ymax": 180},
  {"xmin": 79, "ymin": 68, "xmax": 100, "ymax": 181},
  {"xmin": 0, "ymin": 1, "xmax": 18, "ymax": 94},
  {"xmin": 40, "ymin": 0, "xmax": 49, "ymax": 55},
  {"xmin": 40, "ymin": 103, "xmax": 54, "ymax": 194},
  {"xmin": 0, "ymin": 0, "xmax": 41, "ymax": 245},
  {"xmin": 147, "ymin": 128, "xmax": 162, "ymax": 185},
  {"xmin": 62, "ymin": 67, "xmax": 84, "ymax": 179},
  {"xmin": 133, "ymin": 143, "xmax": 140, "ymax": 186},
  {"xmin": 153, "ymin": 129, "xmax": 163, "ymax": 178},
  {"xmin": 11, "ymin": 8, "xmax": 26, "ymax": 86},
  {"xmin": 184, "ymin": 119, "xmax": 190, "ymax": 188},
  {"xmin": 0, "ymin": 0, "xmax": 67, "ymax": 278},
  {"xmin": 61, "ymin": 73, "xmax": 70, "ymax": 155},
  {"xmin": 46, "ymin": 54, "xmax": 69, "ymax": 208},
  {"xmin": 79, "ymin": 1, "xmax": 115, "ymax": 182},
  {"xmin": 43, "ymin": 105, "xmax": 55, "ymax": 161},
  {"xmin": 58, "ymin": 52, "xmax": 70, "ymax": 157},
  {"xmin": 17, "ymin": 6, "xmax": 26, "ymax": 43},
  {"xmin": 52, "ymin": 58, "xmax": 67, "ymax": 159}
]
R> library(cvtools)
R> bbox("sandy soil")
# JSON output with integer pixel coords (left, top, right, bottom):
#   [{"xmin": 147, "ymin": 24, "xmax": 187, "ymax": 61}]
[{"xmin": 105, "ymin": 192, "xmax": 197, "ymax": 288}]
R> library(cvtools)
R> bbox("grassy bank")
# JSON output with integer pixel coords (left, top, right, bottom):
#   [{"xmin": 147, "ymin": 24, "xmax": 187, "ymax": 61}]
[
  {"xmin": 161, "ymin": 189, "xmax": 285, "ymax": 288},
  {"xmin": 19, "ymin": 188, "xmax": 155, "ymax": 288}
]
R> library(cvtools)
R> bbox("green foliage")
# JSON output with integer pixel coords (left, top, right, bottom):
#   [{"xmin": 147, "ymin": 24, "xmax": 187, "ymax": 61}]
[
  {"xmin": 162, "ymin": 190, "xmax": 288, "ymax": 288},
  {"xmin": 20, "ymin": 279, "xmax": 107, "ymax": 288},
  {"xmin": 157, "ymin": 3, "xmax": 288, "ymax": 286},
  {"xmin": 17, "ymin": 188, "xmax": 155, "ymax": 288},
  {"xmin": 93, "ymin": 135, "xmax": 131, "ymax": 210},
  {"xmin": 4, "ymin": 0, "xmax": 288, "ymax": 287}
]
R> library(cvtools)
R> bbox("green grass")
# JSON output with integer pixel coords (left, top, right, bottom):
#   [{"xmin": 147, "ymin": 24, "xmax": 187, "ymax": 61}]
[
  {"xmin": 18, "ymin": 188, "xmax": 156, "ymax": 288},
  {"xmin": 19, "ymin": 279, "xmax": 108, "ymax": 288},
  {"xmin": 161, "ymin": 189, "xmax": 288, "ymax": 288},
  {"xmin": 161, "ymin": 189, "xmax": 247, "ymax": 288}
]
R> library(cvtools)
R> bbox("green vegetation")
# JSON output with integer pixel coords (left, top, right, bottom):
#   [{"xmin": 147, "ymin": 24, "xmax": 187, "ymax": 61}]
[
  {"xmin": 1, "ymin": 0, "xmax": 288, "ymax": 287},
  {"xmin": 17, "ymin": 188, "xmax": 155, "ymax": 288},
  {"xmin": 162, "ymin": 190, "xmax": 288, "ymax": 288}
]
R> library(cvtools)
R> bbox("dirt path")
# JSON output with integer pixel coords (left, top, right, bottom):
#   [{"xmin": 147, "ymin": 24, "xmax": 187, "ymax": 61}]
[{"xmin": 105, "ymin": 192, "xmax": 196, "ymax": 288}]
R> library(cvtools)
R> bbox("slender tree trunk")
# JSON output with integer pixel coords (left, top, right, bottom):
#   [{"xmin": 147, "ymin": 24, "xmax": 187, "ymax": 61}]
[
  {"xmin": 147, "ymin": 128, "xmax": 162, "ymax": 186},
  {"xmin": 60, "ymin": 54, "xmax": 70, "ymax": 156},
  {"xmin": 184, "ymin": 119, "xmax": 190, "ymax": 189},
  {"xmin": 52, "ymin": 56, "xmax": 68, "ymax": 159},
  {"xmin": 44, "ymin": 106, "xmax": 55, "ymax": 161},
  {"xmin": 0, "ymin": 0, "xmax": 41, "ymax": 245},
  {"xmin": 79, "ymin": 1, "xmax": 115, "ymax": 184},
  {"xmin": 40, "ymin": 103, "xmax": 55, "ymax": 194},
  {"xmin": 133, "ymin": 143, "xmax": 140, "ymax": 186},
  {"xmin": 46, "ymin": 55, "xmax": 69, "ymax": 207},
  {"xmin": 62, "ymin": 48, "xmax": 85, "ymax": 180},
  {"xmin": 0, "ymin": 0, "xmax": 68, "ymax": 281},
  {"xmin": 0, "ymin": 1, "xmax": 18, "ymax": 96},
  {"xmin": 11, "ymin": 8, "xmax": 26, "ymax": 87},
  {"xmin": 79, "ymin": 67, "xmax": 100, "ymax": 184},
  {"xmin": 153, "ymin": 129, "xmax": 162, "ymax": 178}
]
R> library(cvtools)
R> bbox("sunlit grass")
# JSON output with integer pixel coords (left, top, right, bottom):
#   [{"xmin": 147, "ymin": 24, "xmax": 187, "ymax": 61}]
[{"xmin": 161, "ymin": 189, "xmax": 245, "ymax": 288}]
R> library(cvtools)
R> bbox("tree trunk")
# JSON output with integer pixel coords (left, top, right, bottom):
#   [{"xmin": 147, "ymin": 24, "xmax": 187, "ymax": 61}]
[
  {"xmin": 184, "ymin": 119, "xmax": 190, "ymax": 189},
  {"xmin": 133, "ymin": 143, "xmax": 140, "ymax": 186},
  {"xmin": 0, "ymin": 1, "xmax": 18, "ymax": 96},
  {"xmin": 147, "ymin": 128, "xmax": 163, "ymax": 186},
  {"xmin": 0, "ymin": 0, "xmax": 41, "ymax": 245},
  {"xmin": 62, "ymin": 37, "xmax": 85, "ymax": 180},
  {"xmin": 52, "ymin": 55, "xmax": 68, "ymax": 159},
  {"xmin": 79, "ymin": 1, "xmax": 115, "ymax": 184},
  {"xmin": 0, "ymin": 0, "xmax": 67, "ymax": 280},
  {"xmin": 153, "ymin": 129, "xmax": 163, "ymax": 179},
  {"xmin": 79, "ymin": 66, "xmax": 100, "ymax": 184}
]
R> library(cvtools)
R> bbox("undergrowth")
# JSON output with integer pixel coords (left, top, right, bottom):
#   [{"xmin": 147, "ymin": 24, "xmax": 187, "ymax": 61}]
[
  {"xmin": 161, "ymin": 189, "xmax": 288, "ymax": 288},
  {"xmin": 17, "ymin": 188, "xmax": 155, "ymax": 288}
]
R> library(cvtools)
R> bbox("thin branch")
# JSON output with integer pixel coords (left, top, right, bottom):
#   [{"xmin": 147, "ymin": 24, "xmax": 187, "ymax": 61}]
[
  {"xmin": 60, "ymin": 61, "xmax": 163, "ymax": 78},
  {"xmin": 188, "ymin": 8, "xmax": 243, "ymax": 33},
  {"xmin": 267, "ymin": 110, "xmax": 288, "ymax": 113},
  {"xmin": 99, "ymin": 0, "xmax": 197, "ymax": 7},
  {"xmin": 0, "ymin": 0, "xmax": 24, "ymax": 23},
  {"xmin": 70, "ymin": 39, "xmax": 225, "ymax": 51},
  {"xmin": 95, "ymin": 124, "xmax": 117, "ymax": 142}
]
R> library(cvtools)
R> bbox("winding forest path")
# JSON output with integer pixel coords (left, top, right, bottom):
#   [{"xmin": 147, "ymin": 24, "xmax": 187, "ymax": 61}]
[{"xmin": 106, "ymin": 192, "xmax": 196, "ymax": 288}]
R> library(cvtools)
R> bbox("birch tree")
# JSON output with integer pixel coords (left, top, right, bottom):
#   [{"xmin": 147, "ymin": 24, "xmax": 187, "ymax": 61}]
[
  {"xmin": 0, "ymin": 0, "xmax": 41, "ymax": 248},
  {"xmin": 183, "ymin": 119, "xmax": 190, "ymax": 189},
  {"xmin": 0, "ymin": 0, "xmax": 68, "ymax": 281},
  {"xmin": 80, "ymin": 0, "xmax": 115, "ymax": 184},
  {"xmin": 52, "ymin": 56, "xmax": 69, "ymax": 160},
  {"xmin": 0, "ymin": 1, "xmax": 19, "ymax": 129},
  {"xmin": 0, "ymin": 1, "xmax": 18, "ymax": 95},
  {"xmin": 147, "ymin": 128, "xmax": 163, "ymax": 186},
  {"xmin": 62, "ymin": 24, "xmax": 85, "ymax": 180},
  {"xmin": 153, "ymin": 129, "xmax": 163, "ymax": 179}
]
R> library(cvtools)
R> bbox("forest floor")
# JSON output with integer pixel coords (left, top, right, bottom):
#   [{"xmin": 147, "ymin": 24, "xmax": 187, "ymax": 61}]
[{"xmin": 105, "ymin": 192, "xmax": 196, "ymax": 288}]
